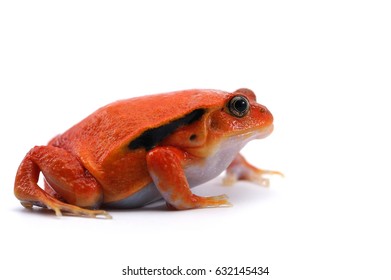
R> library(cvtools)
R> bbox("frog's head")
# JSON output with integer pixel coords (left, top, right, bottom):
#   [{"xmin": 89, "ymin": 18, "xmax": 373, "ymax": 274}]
[
  {"xmin": 208, "ymin": 88, "xmax": 273, "ymax": 140},
  {"xmin": 161, "ymin": 88, "xmax": 274, "ymax": 157}
]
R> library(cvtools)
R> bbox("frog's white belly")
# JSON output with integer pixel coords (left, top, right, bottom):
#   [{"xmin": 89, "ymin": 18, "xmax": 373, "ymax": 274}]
[{"xmin": 104, "ymin": 132, "xmax": 261, "ymax": 209}]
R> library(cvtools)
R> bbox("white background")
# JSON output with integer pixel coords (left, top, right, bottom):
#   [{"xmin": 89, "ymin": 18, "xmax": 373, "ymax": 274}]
[{"xmin": 1, "ymin": 1, "xmax": 390, "ymax": 279}]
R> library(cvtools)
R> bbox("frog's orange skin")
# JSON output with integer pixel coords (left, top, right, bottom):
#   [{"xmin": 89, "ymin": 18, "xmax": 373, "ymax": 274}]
[{"xmin": 14, "ymin": 88, "xmax": 281, "ymax": 218}]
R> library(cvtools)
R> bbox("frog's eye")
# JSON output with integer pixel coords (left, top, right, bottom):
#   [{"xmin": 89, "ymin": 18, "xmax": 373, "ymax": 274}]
[{"xmin": 228, "ymin": 95, "xmax": 250, "ymax": 118}]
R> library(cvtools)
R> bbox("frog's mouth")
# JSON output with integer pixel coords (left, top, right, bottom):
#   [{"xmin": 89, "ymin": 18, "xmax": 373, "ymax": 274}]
[
  {"xmin": 222, "ymin": 124, "xmax": 274, "ymax": 150},
  {"xmin": 256, "ymin": 124, "xmax": 274, "ymax": 139},
  {"xmin": 225, "ymin": 124, "xmax": 274, "ymax": 145}
]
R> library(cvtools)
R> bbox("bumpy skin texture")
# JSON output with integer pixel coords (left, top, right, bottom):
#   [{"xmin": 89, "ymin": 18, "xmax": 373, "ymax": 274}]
[{"xmin": 14, "ymin": 88, "xmax": 281, "ymax": 218}]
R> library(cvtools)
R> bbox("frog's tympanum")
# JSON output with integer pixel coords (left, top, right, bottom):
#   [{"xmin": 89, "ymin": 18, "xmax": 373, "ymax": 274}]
[{"xmin": 14, "ymin": 89, "xmax": 282, "ymax": 218}]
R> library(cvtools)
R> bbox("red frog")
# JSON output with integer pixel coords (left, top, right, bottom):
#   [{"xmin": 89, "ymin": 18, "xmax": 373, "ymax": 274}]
[{"xmin": 14, "ymin": 88, "xmax": 282, "ymax": 218}]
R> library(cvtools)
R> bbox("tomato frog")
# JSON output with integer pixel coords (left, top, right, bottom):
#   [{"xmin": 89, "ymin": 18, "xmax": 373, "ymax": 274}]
[{"xmin": 14, "ymin": 88, "xmax": 282, "ymax": 218}]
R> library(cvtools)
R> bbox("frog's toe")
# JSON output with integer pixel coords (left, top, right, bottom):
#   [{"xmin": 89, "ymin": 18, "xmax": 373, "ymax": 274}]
[
  {"xmin": 43, "ymin": 198, "xmax": 112, "ymax": 219},
  {"xmin": 251, "ymin": 175, "xmax": 270, "ymax": 187},
  {"xmin": 222, "ymin": 173, "xmax": 238, "ymax": 186},
  {"xmin": 170, "ymin": 194, "xmax": 232, "ymax": 210},
  {"xmin": 87, "ymin": 210, "xmax": 112, "ymax": 219},
  {"xmin": 198, "ymin": 194, "xmax": 232, "ymax": 208},
  {"xmin": 260, "ymin": 170, "xmax": 284, "ymax": 177},
  {"xmin": 20, "ymin": 201, "xmax": 34, "ymax": 209},
  {"xmin": 250, "ymin": 169, "xmax": 285, "ymax": 187},
  {"xmin": 70, "ymin": 208, "xmax": 112, "ymax": 219},
  {"xmin": 51, "ymin": 206, "xmax": 63, "ymax": 217}
]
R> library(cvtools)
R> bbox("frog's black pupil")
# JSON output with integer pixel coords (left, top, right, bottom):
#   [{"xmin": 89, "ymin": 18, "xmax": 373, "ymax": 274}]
[
  {"xmin": 228, "ymin": 95, "xmax": 249, "ymax": 117},
  {"xmin": 235, "ymin": 99, "xmax": 247, "ymax": 113}
]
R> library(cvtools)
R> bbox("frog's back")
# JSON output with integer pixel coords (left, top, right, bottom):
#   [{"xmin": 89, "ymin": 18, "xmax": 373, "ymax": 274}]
[{"xmin": 51, "ymin": 89, "xmax": 227, "ymax": 168}]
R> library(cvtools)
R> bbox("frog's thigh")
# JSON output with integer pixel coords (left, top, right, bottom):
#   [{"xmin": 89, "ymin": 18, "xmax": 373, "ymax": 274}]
[
  {"xmin": 146, "ymin": 146, "xmax": 231, "ymax": 210},
  {"xmin": 18, "ymin": 146, "xmax": 103, "ymax": 208}
]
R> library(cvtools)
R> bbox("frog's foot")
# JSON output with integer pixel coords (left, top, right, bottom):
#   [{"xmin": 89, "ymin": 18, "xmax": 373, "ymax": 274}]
[
  {"xmin": 147, "ymin": 147, "xmax": 232, "ymax": 210},
  {"xmin": 19, "ymin": 192, "xmax": 112, "ymax": 219},
  {"xmin": 43, "ymin": 197, "xmax": 112, "ymax": 218},
  {"xmin": 166, "ymin": 194, "xmax": 232, "ymax": 210},
  {"xmin": 188, "ymin": 194, "xmax": 232, "ymax": 209},
  {"xmin": 223, "ymin": 153, "xmax": 283, "ymax": 187},
  {"xmin": 15, "ymin": 145, "xmax": 112, "ymax": 219},
  {"xmin": 18, "ymin": 192, "xmax": 113, "ymax": 220}
]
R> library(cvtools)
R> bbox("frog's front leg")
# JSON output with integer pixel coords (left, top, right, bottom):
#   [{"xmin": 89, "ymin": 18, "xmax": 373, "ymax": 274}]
[
  {"xmin": 14, "ymin": 146, "xmax": 111, "ymax": 218},
  {"xmin": 146, "ymin": 146, "xmax": 231, "ymax": 210},
  {"xmin": 223, "ymin": 153, "xmax": 283, "ymax": 187}
]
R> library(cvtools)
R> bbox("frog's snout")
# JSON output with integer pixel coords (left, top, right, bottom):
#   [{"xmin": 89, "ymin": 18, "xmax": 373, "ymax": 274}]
[
  {"xmin": 255, "ymin": 103, "xmax": 273, "ymax": 125},
  {"xmin": 252, "ymin": 103, "xmax": 274, "ymax": 139}
]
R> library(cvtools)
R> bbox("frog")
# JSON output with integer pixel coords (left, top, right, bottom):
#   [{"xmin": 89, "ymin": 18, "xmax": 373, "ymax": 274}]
[{"xmin": 14, "ymin": 88, "xmax": 282, "ymax": 218}]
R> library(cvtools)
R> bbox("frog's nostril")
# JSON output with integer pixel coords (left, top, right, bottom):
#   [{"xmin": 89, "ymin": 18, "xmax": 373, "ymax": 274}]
[{"xmin": 260, "ymin": 108, "xmax": 267, "ymax": 113}]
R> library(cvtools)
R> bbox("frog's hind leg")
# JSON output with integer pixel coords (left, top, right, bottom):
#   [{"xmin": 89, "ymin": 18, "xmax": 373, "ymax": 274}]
[
  {"xmin": 44, "ymin": 179, "xmax": 66, "ymax": 202},
  {"xmin": 14, "ymin": 146, "xmax": 111, "ymax": 219}
]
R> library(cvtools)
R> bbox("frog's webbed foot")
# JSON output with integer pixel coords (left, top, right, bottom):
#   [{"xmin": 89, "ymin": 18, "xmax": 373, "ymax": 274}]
[
  {"xmin": 47, "ymin": 200, "xmax": 112, "ymax": 219},
  {"xmin": 223, "ymin": 154, "xmax": 283, "ymax": 187},
  {"xmin": 19, "ymin": 193, "xmax": 112, "ymax": 219},
  {"xmin": 166, "ymin": 194, "xmax": 232, "ymax": 210}
]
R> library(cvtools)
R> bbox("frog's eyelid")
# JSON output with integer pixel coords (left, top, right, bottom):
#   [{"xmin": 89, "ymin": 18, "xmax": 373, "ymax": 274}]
[{"xmin": 233, "ymin": 88, "xmax": 256, "ymax": 101}]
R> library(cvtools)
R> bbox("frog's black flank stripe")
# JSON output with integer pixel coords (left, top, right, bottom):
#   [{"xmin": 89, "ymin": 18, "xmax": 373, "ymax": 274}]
[{"xmin": 128, "ymin": 109, "xmax": 205, "ymax": 151}]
